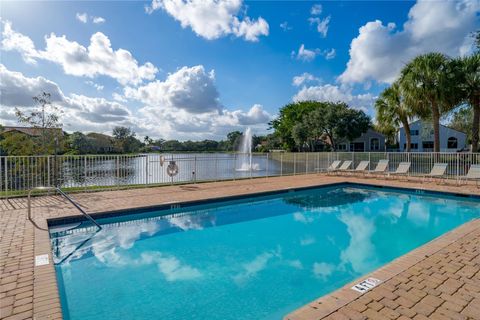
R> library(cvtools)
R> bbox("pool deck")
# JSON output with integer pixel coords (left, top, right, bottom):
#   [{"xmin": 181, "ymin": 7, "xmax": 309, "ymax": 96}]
[{"xmin": 0, "ymin": 174, "xmax": 479, "ymax": 320}]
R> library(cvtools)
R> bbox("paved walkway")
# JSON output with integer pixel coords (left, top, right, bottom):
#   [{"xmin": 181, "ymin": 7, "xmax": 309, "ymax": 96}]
[{"xmin": 0, "ymin": 175, "xmax": 479, "ymax": 320}]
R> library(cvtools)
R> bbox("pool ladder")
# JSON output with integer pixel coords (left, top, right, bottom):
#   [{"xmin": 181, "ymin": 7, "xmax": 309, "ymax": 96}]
[{"xmin": 27, "ymin": 186, "xmax": 102, "ymax": 231}]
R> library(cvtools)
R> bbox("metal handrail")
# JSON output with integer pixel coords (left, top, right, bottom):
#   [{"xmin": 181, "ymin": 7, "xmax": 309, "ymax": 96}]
[{"xmin": 28, "ymin": 186, "xmax": 102, "ymax": 230}]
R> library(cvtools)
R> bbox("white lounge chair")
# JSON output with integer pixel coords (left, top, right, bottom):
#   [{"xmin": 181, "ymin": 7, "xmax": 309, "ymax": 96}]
[
  {"xmin": 346, "ymin": 161, "xmax": 370, "ymax": 175},
  {"xmin": 335, "ymin": 160, "xmax": 353, "ymax": 175},
  {"xmin": 457, "ymin": 164, "xmax": 480, "ymax": 188},
  {"xmin": 387, "ymin": 162, "xmax": 411, "ymax": 180},
  {"xmin": 422, "ymin": 163, "xmax": 448, "ymax": 183},
  {"xmin": 320, "ymin": 160, "xmax": 342, "ymax": 174},
  {"xmin": 366, "ymin": 160, "xmax": 389, "ymax": 177}
]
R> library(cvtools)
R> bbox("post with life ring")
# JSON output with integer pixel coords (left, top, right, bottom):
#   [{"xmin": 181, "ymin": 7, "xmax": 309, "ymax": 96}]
[{"xmin": 167, "ymin": 160, "xmax": 179, "ymax": 185}]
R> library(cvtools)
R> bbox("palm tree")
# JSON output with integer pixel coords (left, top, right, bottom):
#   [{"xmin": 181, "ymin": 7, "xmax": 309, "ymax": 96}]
[
  {"xmin": 375, "ymin": 82, "xmax": 414, "ymax": 151},
  {"xmin": 456, "ymin": 53, "xmax": 480, "ymax": 152},
  {"xmin": 400, "ymin": 53, "xmax": 458, "ymax": 152}
]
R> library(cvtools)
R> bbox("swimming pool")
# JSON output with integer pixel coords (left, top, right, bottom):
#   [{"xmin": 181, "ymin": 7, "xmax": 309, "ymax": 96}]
[{"xmin": 49, "ymin": 184, "xmax": 480, "ymax": 320}]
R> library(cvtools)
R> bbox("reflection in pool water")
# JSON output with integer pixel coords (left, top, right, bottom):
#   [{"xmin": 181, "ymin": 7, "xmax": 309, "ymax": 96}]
[{"xmin": 51, "ymin": 186, "xmax": 480, "ymax": 320}]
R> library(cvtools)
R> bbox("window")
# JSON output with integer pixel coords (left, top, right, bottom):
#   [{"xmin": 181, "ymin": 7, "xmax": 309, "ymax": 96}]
[
  {"xmin": 411, "ymin": 130, "xmax": 419, "ymax": 136},
  {"xmin": 370, "ymin": 138, "xmax": 380, "ymax": 151},
  {"xmin": 422, "ymin": 141, "xmax": 434, "ymax": 149},
  {"xmin": 404, "ymin": 143, "xmax": 418, "ymax": 150},
  {"xmin": 350, "ymin": 142, "xmax": 365, "ymax": 152},
  {"xmin": 447, "ymin": 137, "xmax": 458, "ymax": 149},
  {"xmin": 337, "ymin": 144, "xmax": 347, "ymax": 151}
]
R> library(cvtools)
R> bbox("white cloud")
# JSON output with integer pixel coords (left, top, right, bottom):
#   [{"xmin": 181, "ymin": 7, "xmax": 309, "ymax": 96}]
[
  {"xmin": 233, "ymin": 249, "xmax": 280, "ymax": 285},
  {"xmin": 140, "ymin": 252, "xmax": 202, "ymax": 282},
  {"xmin": 0, "ymin": 64, "xmax": 271, "ymax": 140},
  {"xmin": 293, "ymin": 83, "xmax": 375, "ymax": 113},
  {"xmin": 310, "ymin": 4, "xmax": 322, "ymax": 15},
  {"xmin": 76, "ymin": 13, "xmax": 106, "ymax": 24},
  {"xmin": 85, "ymin": 81, "xmax": 104, "ymax": 91},
  {"xmin": 1, "ymin": 21, "xmax": 157, "ymax": 85},
  {"xmin": 0, "ymin": 64, "xmax": 64, "ymax": 106},
  {"xmin": 112, "ymin": 92, "xmax": 127, "ymax": 102},
  {"xmin": 339, "ymin": 213, "xmax": 378, "ymax": 274},
  {"xmin": 279, "ymin": 21, "xmax": 292, "ymax": 31},
  {"xmin": 309, "ymin": 16, "xmax": 331, "ymax": 37},
  {"xmin": 137, "ymin": 102, "xmax": 271, "ymax": 140},
  {"xmin": 313, "ymin": 262, "xmax": 335, "ymax": 279},
  {"xmin": 124, "ymin": 65, "xmax": 221, "ymax": 113},
  {"xmin": 41, "ymin": 32, "xmax": 158, "ymax": 85},
  {"xmin": 125, "ymin": 65, "xmax": 270, "ymax": 135},
  {"xmin": 325, "ymin": 48, "xmax": 336, "ymax": 60},
  {"xmin": 1, "ymin": 21, "xmax": 41, "ymax": 64},
  {"xmin": 0, "ymin": 64, "xmax": 134, "ymax": 133},
  {"xmin": 292, "ymin": 44, "xmax": 336, "ymax": 62},
  {"xmin": 145, "ymin": 0, "xmax": 269, "ymax": 42},
  {"xmin": 339, "ymin": 0, "xmax": 480, "ymax": 84},
  {"xmin": 76, "ymin": 12, "xmax": 88, "ymax": 23},
  {"xmin": 92, "ymin": 16, "xmax": 106, "ymax": 24},
  {"xmin": 293, "ymin": 212, "xmax": 314, "ymax": 224},
  {"xmin": 292, "ymin": 72, "xmax": 321, "ymax": 87},
  {"xmin": 293, "ymin": 44, "xmax": 319, "ymax": 62},
  {"xmin": 300, "ymin": 236, "xmax": 316, "ymax": 246}
]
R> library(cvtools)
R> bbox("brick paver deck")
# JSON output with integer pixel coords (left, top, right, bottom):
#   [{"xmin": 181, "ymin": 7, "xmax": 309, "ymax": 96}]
[{"xmin": 0, "ymin": 174, "xmax": 479, "ymax": 320}]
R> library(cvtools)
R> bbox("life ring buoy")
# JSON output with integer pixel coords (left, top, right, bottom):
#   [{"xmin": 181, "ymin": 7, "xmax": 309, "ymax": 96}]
[
  {"xmin": 167, "ymin": 161, "xmax": 179, "ymax": 177},
  {"xmin": 159, "ymin": 155, "xmax": 165, "ymax": 167}
]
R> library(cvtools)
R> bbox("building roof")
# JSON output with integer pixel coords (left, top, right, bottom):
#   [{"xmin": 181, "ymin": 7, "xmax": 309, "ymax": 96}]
[
  {"xmin": 1, "ymin": 126, "xmax": 63, "ymax": 137},
  {"xmin": 398, "ymin": 119, "xmax": 467, "ymax": 135}
]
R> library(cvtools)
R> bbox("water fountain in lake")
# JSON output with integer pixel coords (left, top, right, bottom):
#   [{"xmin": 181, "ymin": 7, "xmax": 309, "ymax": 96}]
[{"xmin": 236, "ymin": 127, "xmax": 260, "ymax": 171}]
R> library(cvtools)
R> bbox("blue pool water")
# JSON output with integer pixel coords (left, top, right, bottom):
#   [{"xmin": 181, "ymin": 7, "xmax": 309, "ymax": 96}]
[{"xmin": 50, "ymin": 185, "xmax": 480, "ymax": 320}]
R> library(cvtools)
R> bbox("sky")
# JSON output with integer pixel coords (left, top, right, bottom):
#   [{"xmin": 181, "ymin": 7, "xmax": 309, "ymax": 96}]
[{"xmin": 0, "ymin": 0, "xmax": 479, "ymax": 141}]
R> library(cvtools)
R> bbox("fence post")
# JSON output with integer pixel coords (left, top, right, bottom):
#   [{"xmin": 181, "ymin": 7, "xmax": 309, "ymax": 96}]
[
  {"xmin": 83, "ymin": 156, "xmax": 87, "ymax": 192},
  {"xmin": 47, "ymin": 156, "xmax": 51, "ymax": 187},
  {"xmin": 266, "ymin": 153, "xmax": 269, "ymax": 179},
  {"xmin": 280, "ymin": 153, "xmax": 283, "ymax": 176},
  {"xmin": 233, "ymin": 153, "xmax": 236, "ymax": 181},
  {"xmin": 116, "ymin": 156, "xmax": 120, "ymax": 188},
  {"xmin": 456, "ymin": 153, "xmax": 459, "ymax": 183},
  {"xmin": 249, "ymin": 153, "xmax": 252, "ymax": 179},
  {"xmin": 305, "ymin": 152, "xmax": 308, "ymax": 174},
  {"xmin": 294, "ymin": 153, "xmax": 296, "ymax": 175},
  {"xmin": 4, "ymin": 157, "xmax": 7, "ymax": 199},
  {"xmin": 194, "ymin": 155, "xmax": 197, "ymax": 183},
  {"xmin": 145, "ymin": 154, "xmax": 149, "ymax": 185}
]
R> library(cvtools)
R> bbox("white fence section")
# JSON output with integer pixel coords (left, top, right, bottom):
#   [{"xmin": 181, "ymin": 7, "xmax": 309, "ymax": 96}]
[{"xmin": 1, "ymin": 152, "xmax": 479, "ymax": 198}]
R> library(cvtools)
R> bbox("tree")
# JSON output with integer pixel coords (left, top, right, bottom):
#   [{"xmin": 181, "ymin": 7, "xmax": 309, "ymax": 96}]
[
  {"xmin": 0, "ymin": 132, "xmax": 36, "ymax": 155},
  {"xmin": 279, "ymin": 101, "xmax": 370, "ymax": 151},
  {"xmin": 320, "ymin": 102, "xmax": 371, "ymax": 150},
  {"xmin": 375, "ymin": 82, "xmax": 414, "ymax": 151},
  {"xmin": 67, "ymin": 132, "xmax": 90, "ymax": 154},
  {"xmin": 449, "ymin": 106, "xmax": 473, "ymax": 144},
  {"xmin": 15, "ymin": 92, "xmax": 64, "ymax": 154},
  {"xmin": 144, "ymin": 135, "xmax": 153, "ymax": 145},
  {"xmin": 455, "ymin": 53, "xmax": 480, "ymax": 152},
  {"xmin": 473, "ymin": 30, "xmax": 480, "ymax": 52},
  {"xmin": 226, "ymin": 131, "xmax": 242, "ymax": 151},
  {"xmin": 400, "ymin": 53, "xmax": 459, "ymax": 152},
  {"xmin": 292, "ymin": 122, "xmax": 310, "ymax": 151},
  {"xmin": 269, "ymin": 101, "xmax": 319, "ymax": 150},
  {"xmin": 112, "ymin": 127, "xmax": 141, "ymax": 153}
]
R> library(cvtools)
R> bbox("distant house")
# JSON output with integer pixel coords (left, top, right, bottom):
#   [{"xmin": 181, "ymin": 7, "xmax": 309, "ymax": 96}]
[
  {"xmin": 86, "ymin": 133, "xmax": 116, "ymax": 153},
  {"xmin": 398, "ymin": 120, "xmax": 467, "ymax": 152},
  {"xmin": 336, "ymin": 129, "xmax": 386, "ymax": 152}
]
